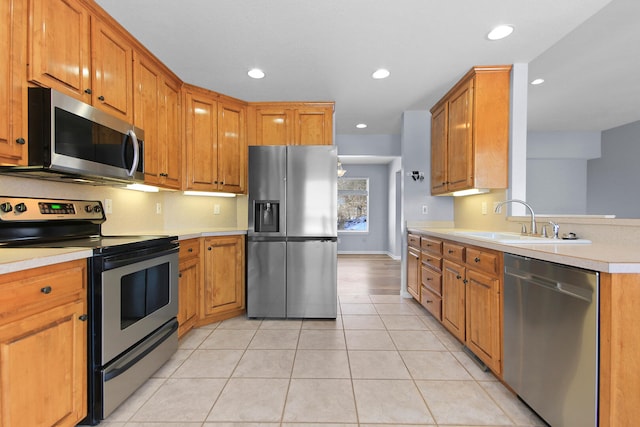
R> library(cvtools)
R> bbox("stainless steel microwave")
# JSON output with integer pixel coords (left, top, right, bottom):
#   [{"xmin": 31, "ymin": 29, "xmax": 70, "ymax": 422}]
[{"xmin": 0, "ymin": 88, "xmax": 144, "ymax": 185}]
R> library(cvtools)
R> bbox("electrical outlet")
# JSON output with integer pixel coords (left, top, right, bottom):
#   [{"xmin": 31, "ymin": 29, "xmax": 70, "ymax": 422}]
[
  {"xmin": 214, "ymin": 204, "xmax": 220, "ymax": 215},
  {"xmin": 156, "ymin": 203, "xmax": 162, "ymax": 214},
  {"xmin": 481, "ymin": 201, "xmax": 488, "ymax": 215},
  {"xmin": 422, "ymin": 205, "xmax": 428, "ymax": 215},
  {"xmin": 104, "ymin": 199, "xmax": 113, "ymax": 214}
]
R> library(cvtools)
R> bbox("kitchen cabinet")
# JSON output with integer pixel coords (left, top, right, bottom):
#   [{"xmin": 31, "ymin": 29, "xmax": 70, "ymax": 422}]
[
  {"xmin": 248, "ymin": 102, "xmax": 334, "ymax": 146},
  {"xmin": 420, "ymin": 236, "xmax": 443, "ymax": 320},
  {"xmin": 184, "ymin": 85, "xmax": 247, "ymax": 194},
  {"xmin": 409, "ymin": 231, "xmax": 503, "ymax": 374},
  {"xmin": 28, "ymin": 0, "xmax": 134, "ymax": 121},
  {"xmin": 200, "ymin": 235, "xmax": 245, "ymax": 323},
  {"xmin": 178, "ymin": 238, "xmax": 200, "ymax": 338},
  {"xmin": 0, "ymin": 0, "xmax": 27, "ymax": 165},
  {"xmin": 0, "ymin": 259, "xmax": 87, "ymax": 427},
  {"xmin": 429, "ymin": 65, "xmax": 511, "ymax": 195},
  {"xmin": 134, "ymin": 50, "xmax": 182, "ymax": 189},
  {"xmin": 406, "ymin": 233, "xmax": 421, "ymax": 300}
]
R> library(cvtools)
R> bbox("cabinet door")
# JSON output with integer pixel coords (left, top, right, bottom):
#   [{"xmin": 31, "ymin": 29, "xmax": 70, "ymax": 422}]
[
  {"xmin": 201, "ymin": 236, "xmax": 245, "ymax": 319},
  {"xmin": 465, "ymin": 269, "xmax": 502, "ymax": 374},
  {"xmin": 442, "ymin": 259, "xmax": 466, "ymax": 342},
  {"xmin": 135, "ymin": 53, "xmax": 162, "ymax": 185},
  {"xmin": 184, "ymin": 90, "xmax": 218, "ymax": 190},
  {"xmin": 430, "ymin": 103, "xmax": 447, "ymax": 194},
  {"xmin": 254, "ymin": 107, "xmax": 291, "ymax": 146},
  {"xmin": 178, "ymin": 257, "xmax": 199, "ymax": 338},
  {"xmin": 294, "ymin": 107, "xmax": 333, "ymax": 146},
  {"xmin": 28, "ymin": 0, "xmax": 91, "ymax": 101},
  {"xmin": 91, "ymin": 17, "xmax": 133, "ymax": 121},
  {"xmin": 0, "ymin": 299, "xmax": 87, "ymax": 427},
  {"xmin": 160, "ymin": 77, "xmax": 182, "ymax": 189},
  {"xmin": 407, "ymin": 246, "xmax": 420, "ymax": 300},
  {"xmin": 0, "ymin": 0, "xmax": 26, "ymax": 165},
  {"xmin": 446, "ymin": 80, "xmax": 474, "ymax": 191},
  {"xmin": 218, "ymin": 100, "xmax": 246, "ymax": 193}
]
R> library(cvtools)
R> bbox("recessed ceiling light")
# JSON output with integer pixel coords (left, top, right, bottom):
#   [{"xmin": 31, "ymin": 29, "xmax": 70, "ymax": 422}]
[
  {"xmin": 487, "ymin": 25, "xmax": 514, "ymax": 41},
  {"xmin": 530, "ymin": 78, "xmax": 545, "ymax": 85},
  {"xmin": 372, "ymin": 69, "xmax": 390, "ymax": 79},
  {"xmin": 248, "ymin": 68, "xmax": 265, "ymax": 79},
  {"xmin": 356, "ymin": 123, "xmax": 367, "ymax": 129}
]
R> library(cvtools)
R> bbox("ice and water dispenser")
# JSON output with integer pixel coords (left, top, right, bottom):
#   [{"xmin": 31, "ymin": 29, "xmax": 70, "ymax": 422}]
[{"xmin": 254, "ymin": 201, "xmax": 280, "ymax": 232}]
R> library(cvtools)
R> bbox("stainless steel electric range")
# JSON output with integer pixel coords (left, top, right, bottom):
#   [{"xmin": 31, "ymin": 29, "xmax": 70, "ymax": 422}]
[{"xmin": 0, "ymin": 196, "xmax": 179, "ymax": 425}]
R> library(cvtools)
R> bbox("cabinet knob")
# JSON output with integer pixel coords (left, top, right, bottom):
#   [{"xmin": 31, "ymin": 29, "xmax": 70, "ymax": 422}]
[
  {"xmin": 456, "ymin": 275, "xmax": 461, "ymax": 280},
  {"xmin": 79, "ymin": 314, "xmax": 88, "ymax": 321},
  {"xmin": 15, "ymin": 137, "xmax": 25, "ymax": 145},
  {"xmin": 426, "ymin": 299, "xmax": 433, "ymax": 303},
  {"xmin": 84, "ymin": 88, "xmax": 92, "ymax": 94},
  {"xmin": 208, "ymin": 247, "xmax": 212, "ymax": 251},
  {"xmin": 40, "ymin": 286, "xmax": 52, "ymax": 294},
  {"xmin": 448, "ymin": 249, "xmax": 454, "ymax": 254},
  {"xmin": 178, "ymin": 273, "xmax": 183, "ymax": 278},
  {"xmin": 426, "ymin": 277, "xmax": 432, "ymax": 281},
  {"xmin": 188, "ymin": 248, "xmax": 193, "ymax": 252},
  {"xmin": 474, "ymin": 257, "xmax": 481, "ymax": 263},
  {"xmin": 463, "ymin": 279, "xmax": 468, "ymax": 284},
  {"xmin": 98, "ymin": 95, "xmax": 105, "ymax": 101}
]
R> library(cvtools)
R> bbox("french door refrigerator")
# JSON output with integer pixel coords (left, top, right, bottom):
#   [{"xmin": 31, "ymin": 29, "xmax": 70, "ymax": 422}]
[{"xmin": 247, "ymin": 145, "xmax": 337, "ymax": 318}]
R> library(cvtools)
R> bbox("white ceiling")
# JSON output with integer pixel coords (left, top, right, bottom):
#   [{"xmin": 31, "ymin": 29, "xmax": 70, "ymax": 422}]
[{"xmin": 96, "ymin": 0, "xmax": 637, "ymax": 135}]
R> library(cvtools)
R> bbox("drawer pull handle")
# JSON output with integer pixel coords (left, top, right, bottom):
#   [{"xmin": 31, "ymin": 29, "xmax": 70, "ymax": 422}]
[
  {"xmin": 41, "ymin": 286, "xmax": 52, "ymax": 294},
  {"xmin": 474, "ymin": 257, "xmax": 481, "ymax": 263},
  {"xmin": 79, "ymin": 314, "xmax": 88, "ymax": 321},
  {"xmin": 188, "ymin": 248, "xmax": 193, "ymax": 252},
  {"xmin": 426, "ymin": 277, "xmax": 432, "ymax": 281},
  {"xmin": 448, "ymin": 249, "xmax": 454, "ymax": 254},
  {"xmin": 425, "ymin": 300, "xmax": 433, "ymax": 303}
]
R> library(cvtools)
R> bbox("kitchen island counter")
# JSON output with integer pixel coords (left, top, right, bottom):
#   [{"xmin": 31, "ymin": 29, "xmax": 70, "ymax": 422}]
[{"xmin": 408, "ymin": 227, "xmax": 640, "ymax": 273}]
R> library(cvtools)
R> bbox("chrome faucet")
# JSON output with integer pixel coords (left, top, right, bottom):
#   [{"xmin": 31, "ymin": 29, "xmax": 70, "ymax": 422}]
[{"xmin": 494, "ymin": 199, "xmax": 537, "ymax": 235}]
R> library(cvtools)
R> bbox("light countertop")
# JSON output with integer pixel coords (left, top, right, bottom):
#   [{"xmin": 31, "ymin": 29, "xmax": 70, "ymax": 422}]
[
  {"xmin": 408, "ymin": 227, "xmax": 640, "ymax": 274},
  {"xmin": 0, "ymin": 228, "xmax": 247, "ymax": 275}
]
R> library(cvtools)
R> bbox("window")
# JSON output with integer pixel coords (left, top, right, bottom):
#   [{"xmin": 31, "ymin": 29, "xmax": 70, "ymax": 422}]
[{"xmin": 338, "ymin": 177, "xmax": 369, "ymax": 232}]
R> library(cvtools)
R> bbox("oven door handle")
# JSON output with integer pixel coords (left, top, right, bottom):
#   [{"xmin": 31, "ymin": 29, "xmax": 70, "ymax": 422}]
[
  {"xmin": 102, "ymin": 246, "xmax": 178, "ymax": 271},
  {"xmin": 103, "ymin": 320, "xmax": 178, "ymax": 382}
]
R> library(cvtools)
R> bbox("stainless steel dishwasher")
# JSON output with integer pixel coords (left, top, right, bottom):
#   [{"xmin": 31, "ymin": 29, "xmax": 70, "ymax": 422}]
[{"xmin": 504, "ymin": 254, "xmax": 598, "ymax": 427}]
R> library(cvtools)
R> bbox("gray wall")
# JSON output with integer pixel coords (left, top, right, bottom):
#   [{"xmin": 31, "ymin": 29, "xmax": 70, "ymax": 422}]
[
  {"xmin": 401, "ymin": 111, "xmax": 453, "ymax": 223},
  {"xmin": 336, "ymin": 163, "xmax": 390, "ymax": 254},
  {"xmin": 587, "ymin": 120, "xmax": 640, "ymax": 218},
  {"xmin": 336, "ymin": 134, "xmax": 401, "ymax": 156}
]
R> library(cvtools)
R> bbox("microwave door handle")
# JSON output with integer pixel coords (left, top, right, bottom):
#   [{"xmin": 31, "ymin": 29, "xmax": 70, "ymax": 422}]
[{"xmin": 121, "ymin": 130, "xmax": 140, "ymax": 177}]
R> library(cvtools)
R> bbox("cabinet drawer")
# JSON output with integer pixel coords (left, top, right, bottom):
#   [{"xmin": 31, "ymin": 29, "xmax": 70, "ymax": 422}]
[
  {"xmin": 466, "ymin": 247, "xmax": 500, "ymax": 276},
  {"xmin": 421, "ymin": 265, "xmax": 442, "ymax": 295},
  {"xmin": 408, "ymin": 233, "xmax": 421, "ymax": 248},
  {"xmin": 0, "ymin": 261, "xmax": 86, "ymax": 319},
  {"xmin": 421, "ymin": 236, "xmax": 443, "ymax": 254},
  {"xmin": 420, "ymin": 285, "xmax": 442, "ymax": 320},
  {"xmin": 421, "ymin": 252, "xmax": 442, "ymax": 273},
  {"xmin": 443, "ymin": 241, "xmax": 465, "ymax": 262},
  {"xmin": 179, "ymin": 238, "xmax": 201, "ymax": 260}
]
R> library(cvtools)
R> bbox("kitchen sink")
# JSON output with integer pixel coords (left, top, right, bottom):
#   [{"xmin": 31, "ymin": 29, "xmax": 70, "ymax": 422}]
[{"xmin": 451, "ymin": 231, "xmax": 591, "ymax": 244}]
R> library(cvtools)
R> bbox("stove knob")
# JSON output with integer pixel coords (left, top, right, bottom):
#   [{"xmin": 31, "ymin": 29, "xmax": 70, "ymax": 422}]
[
  {"xmin": 84, "ymin": 205, "xmax": 94, "ymax": 213},
  {"xmin": 0, "ymin": 202, "xmax": 12, "ymax": 213},
  {"xmin": 93, "ymin": 205, "xmax": 102, "ymax": 213},
  {"xmin": 15, "ymin": 202, "xmax": 27, "ymax": 213}
]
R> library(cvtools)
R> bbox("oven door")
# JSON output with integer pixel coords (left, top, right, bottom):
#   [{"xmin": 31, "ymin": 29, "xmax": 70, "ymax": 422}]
[{"xmin": 100, "ymin": 248, "xmax": 178, "ymax": 364}]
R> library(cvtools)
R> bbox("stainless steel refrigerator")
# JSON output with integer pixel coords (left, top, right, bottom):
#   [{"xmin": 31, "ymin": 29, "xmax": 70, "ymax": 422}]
[{"xmin": 247, "ymin": 145, "xmax": 337, "ymax": 318}]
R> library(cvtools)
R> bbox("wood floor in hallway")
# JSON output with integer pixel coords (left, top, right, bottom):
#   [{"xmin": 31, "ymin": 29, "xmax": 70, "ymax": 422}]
[{"xmin": 337, "ymin": 254, "xmax": 401, "ymax": 296}]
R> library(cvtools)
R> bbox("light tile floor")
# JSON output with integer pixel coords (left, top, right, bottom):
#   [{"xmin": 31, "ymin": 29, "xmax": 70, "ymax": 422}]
[{"xmin": 98, "ymin": 294, "xmax": 547, "ymax": 427}]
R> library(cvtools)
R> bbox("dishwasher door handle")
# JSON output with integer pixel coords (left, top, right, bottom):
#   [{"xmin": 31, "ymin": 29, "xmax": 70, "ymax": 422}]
[{"xmin": 506, "ymin": 271, "xmax": 593, "ymax": 303}]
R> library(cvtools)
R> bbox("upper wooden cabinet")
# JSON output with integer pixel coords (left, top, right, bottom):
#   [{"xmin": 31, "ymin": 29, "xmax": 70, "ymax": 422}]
[
  {"xmin": 248, "ymin": 102, "xmax": 334, "ymax": 146},
  {"xmin": 183, "ymin": 85, "xmax": 247, "ymax": 194},
  {"xmin": 28, "ymin": 0, "xmax": 134, "ymax": 121},
  {"xmin": 134, "ymin": 50, "xmax": 182, "ymax": 189},
  {"xmin": 0, "ymin": 0, "xmax": 27, "ymax": 165},
  {"xmin": 430, "ymin": 65, "xmax": 511, "ymax": 195}
]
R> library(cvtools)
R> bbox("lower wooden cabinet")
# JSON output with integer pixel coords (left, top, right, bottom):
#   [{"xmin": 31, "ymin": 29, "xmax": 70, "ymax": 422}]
[
  {"xmin": 200, "ymin": 235, "xmax": 245, "ymax": 323},
  {"xmin": 408, "ymin": 232, "xmax": 503, "ymax": 375},
  {"xmin": 0, "ymin": 259, "xmax": 87, "ymax": 427},
  {"xmin": 406, "ymin": 234, "xmax": 421, "ymax": 300},
  {"xmin": 178, "ymin": 238, "xmax": 200, "ymax": 338}
]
